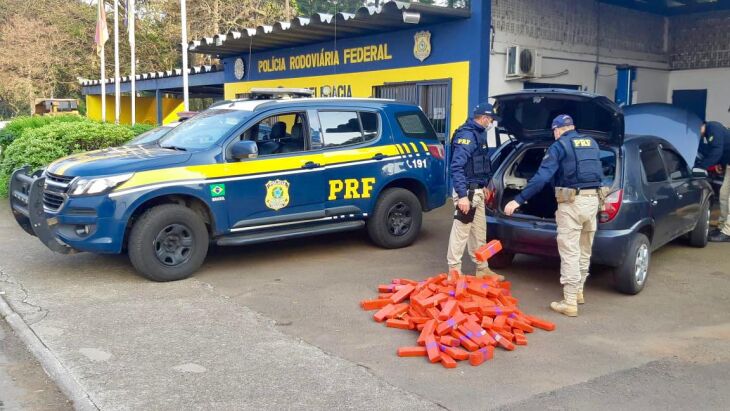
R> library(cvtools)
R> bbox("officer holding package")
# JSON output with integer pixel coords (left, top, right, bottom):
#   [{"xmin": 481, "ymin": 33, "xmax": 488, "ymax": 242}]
[
  {"xmin": 504, "ymin": 114, "xmax": 604, "ymax": 317},
  {"xmin": 447, "ymin": 102, "xmax": 500, "ymax": 279},
  {"xmin": 695, "ymin": 121, "xmax": 730, "ymax": 242}
]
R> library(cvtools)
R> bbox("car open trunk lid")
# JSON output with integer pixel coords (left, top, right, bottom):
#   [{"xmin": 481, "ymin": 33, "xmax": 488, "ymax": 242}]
[
  {"xmin": 623, "ymin": 103, "xmax": 702, "ymax": 167},
  {"xmin": 493, "ymin": 89, "xmax": 624, "ymax": 146}
]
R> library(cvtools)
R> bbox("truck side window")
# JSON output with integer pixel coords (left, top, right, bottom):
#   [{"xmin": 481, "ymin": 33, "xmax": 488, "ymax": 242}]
[
  {"xmin": 318, "ymin": 111, "xmax": 380, "ymax": 147},
  {"xmin": 242, "ymin": 112, "xmax": 308, "ymax": 156},
  {"xmin": 661, "ymin": 149, "xmax": 690, "ymax": 180},
  {"xmin": 640, "ymin": 148, "xmax": 668, "ymax": 183}
]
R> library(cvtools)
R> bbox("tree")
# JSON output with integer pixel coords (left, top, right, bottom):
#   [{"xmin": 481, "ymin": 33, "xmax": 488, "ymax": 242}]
[{"xmin": 296, "ymin": 0, "xmax": 367, "ymax": 15}]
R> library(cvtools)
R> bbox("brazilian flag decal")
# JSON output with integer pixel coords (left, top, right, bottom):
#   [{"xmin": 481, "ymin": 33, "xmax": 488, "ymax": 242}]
[{"xmin": 210, "ymin": 183, "xmax": 226, "ymax": 197}]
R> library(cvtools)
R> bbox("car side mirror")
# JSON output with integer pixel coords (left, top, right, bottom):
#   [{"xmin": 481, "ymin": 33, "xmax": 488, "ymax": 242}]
[
  {"xmin": 692, "ymin": 167, "xmax": 708, "ymax": 178},
  {"xmin": 231, "ymin": 140, "xmax": 258, "ymax": 161}
]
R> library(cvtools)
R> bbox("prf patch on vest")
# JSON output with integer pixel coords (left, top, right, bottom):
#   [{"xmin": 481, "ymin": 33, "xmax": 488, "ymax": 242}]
[
  {"xmin": 456, "ymin": 138, "xmax": 471, "ymax": 145},
  {"xmin": 572, "ymin": 138, "xmax": 593, "ymax": 148}
]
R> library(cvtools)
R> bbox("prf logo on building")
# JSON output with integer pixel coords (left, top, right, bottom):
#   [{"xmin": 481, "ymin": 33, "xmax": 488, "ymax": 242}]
[{"xmin": 413, "ymin": 31, "xmax": 431, "ymax": 62}]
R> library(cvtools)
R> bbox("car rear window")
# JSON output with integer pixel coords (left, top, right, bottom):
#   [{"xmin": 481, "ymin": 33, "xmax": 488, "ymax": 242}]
[{"xmin": 395, "ymin": 111, "xmax": 438, "ymax": 140}]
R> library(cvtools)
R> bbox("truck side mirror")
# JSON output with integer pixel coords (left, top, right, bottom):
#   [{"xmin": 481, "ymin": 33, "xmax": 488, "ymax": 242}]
[
  {"xmin": 692, "ymin": 167, "xmax": 708, "ymax": 178},
  {"xmin": 231, "ymin": 140, "xmax": 258, "ymax": 161}
]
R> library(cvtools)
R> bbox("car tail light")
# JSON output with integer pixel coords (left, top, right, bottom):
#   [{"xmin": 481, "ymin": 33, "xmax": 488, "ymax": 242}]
[
  {"xmin": 599, "ymin": 189, "xmax": 623, "ymax": 223},
  {"xmin": 484, "ymin": 182, "xmax": 496, "ymax": 210},
  {"xmin": 427, "ymin": 144, "xmax": 445, "ymax": 159}
]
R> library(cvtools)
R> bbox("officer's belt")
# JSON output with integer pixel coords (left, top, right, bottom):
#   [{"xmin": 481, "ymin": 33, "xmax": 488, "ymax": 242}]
[{"xmin": 576, "ymin": 188, "xmax": 599, "ymax": 196}]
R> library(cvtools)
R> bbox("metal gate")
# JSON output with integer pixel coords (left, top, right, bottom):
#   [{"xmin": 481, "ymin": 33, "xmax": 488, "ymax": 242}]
[{"xmin": 373, "ymin": 81, "xmax": 451, "ymax": 143}]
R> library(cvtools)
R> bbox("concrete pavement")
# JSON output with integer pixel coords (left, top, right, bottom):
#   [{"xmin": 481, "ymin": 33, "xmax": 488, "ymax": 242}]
[
  {"xmin": 0, "ymin": 318, "xmax": 71, "ymax": 410},
  {"xmin": 0, "ymin": 201, "xmax": 729, "ymax": 410}
]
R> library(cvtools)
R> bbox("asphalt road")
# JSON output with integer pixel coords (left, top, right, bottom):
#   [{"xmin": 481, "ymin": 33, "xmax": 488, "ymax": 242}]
[{"xmin": 0, "ymin": 201, "xmax": 728, "ymax": 410}]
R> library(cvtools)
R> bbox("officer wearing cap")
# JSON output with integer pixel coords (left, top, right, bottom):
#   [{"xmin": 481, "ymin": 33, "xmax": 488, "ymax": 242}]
[
  {"xmin": 695, "ymin": 121, "xmax": 730, "ymax": 242},
  {"xmin": 504, "ymin": 114, "xmax": 604, "ymax": 317},
  {"xmin": 447, "ymin": 102, "xmax": 500, "ymax": 279}
]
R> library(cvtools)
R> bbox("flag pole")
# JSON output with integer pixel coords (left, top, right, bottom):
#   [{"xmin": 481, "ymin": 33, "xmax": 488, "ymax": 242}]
[
  {"xmin": 114, "ymin": 0, "xmax": 120, "ymax": 124},
  {"xmin": 129, "ymin": 0, "xmax": 136, "ymax": 125},
  {"xmin": 101, "ymin": 43, "xmax": 106, "ymax": 123},
  {"xmin": 181, "ymin": 0, "xmax": 189, "ymax": 111}
]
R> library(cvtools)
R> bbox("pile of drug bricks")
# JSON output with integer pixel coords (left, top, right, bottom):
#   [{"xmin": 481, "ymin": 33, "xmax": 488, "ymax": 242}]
[{"xmin": 360, "ymin": 240, "xmax": 555, "ymax": 369}]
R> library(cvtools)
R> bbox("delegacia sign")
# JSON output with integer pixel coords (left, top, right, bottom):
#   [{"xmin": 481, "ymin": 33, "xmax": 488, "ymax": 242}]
[{"xmin": 258, "ymin": 43, "xmax": 393, "ymax": 74}]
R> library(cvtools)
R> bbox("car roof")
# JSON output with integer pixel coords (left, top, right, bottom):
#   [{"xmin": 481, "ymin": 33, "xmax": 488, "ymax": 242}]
[{"xmin": 208, "ymin": 97, "xmax": 413, "ymax": 112}]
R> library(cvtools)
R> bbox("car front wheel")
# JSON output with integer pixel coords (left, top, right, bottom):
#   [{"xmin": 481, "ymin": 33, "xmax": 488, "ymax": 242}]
[
  {"xmin": 128, "ymin": 204, "xmax": 209, "ymax": 281},
  {"xmin": 614, "ymin": 233, "xmax": 650, "ymax": 295},
  {"xmin": 367, "ymin": 188, "xmax": 422, "ymax": 249}
]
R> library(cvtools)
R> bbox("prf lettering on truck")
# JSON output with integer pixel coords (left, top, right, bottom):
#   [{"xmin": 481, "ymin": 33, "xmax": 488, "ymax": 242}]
[{"xmin": 328, "ymin": 178, "xmax": 376, "ymax": 200}]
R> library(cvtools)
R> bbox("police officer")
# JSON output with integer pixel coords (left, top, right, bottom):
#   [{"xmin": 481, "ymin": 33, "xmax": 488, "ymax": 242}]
[
  {"xmin": 447, "ymin": 102, "xmax": 500, "ymax": 279},
  {"xmin": 504, "ymin": 115, "xmax": 604, "ymax": 317},
  {"xmin": 695, "ymin": 121, "xmax": 730, "ymax": 242}
]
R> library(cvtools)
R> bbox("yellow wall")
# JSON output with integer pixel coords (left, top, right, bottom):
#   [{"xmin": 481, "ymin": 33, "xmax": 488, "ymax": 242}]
[
  {"xmin": 225, "ymin": 61, "xmax": 470, "ymax": 138},
  {"xmin": 85, "ymin": 95, "xmax": 184, "ymax": 125}
]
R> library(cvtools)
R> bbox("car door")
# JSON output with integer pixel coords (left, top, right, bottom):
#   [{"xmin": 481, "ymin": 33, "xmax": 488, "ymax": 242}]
[
  {"xmin": 660, "ymin": 146, "xmax": 702, "ymax": 235},
  {"xmin": 320, "ymin": 109, "xmax": 391, "ymax": 215},
  {"xmin": 222, "ymin": 110, "xmax": 326, "ymax": 231},
  {"xmin": 639, "ymin": 145, "xmax": 676, "ymax": 247}
]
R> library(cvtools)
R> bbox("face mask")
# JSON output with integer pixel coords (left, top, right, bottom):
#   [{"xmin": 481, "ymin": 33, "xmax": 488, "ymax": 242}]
[{"xmin": 485, "ymin": 122, "xmax": 496, "ymax": 131}]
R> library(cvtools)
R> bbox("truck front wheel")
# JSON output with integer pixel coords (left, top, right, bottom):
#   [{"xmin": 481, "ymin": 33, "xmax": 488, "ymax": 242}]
[{"xmin": 128, "ymin": 204, "xmax": 209, "ymax": 281}]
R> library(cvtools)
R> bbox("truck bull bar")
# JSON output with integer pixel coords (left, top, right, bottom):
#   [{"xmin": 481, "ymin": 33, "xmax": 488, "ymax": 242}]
[{"xmin": 9, "ymin": 166, "xmax": 76, "ymax": 254}]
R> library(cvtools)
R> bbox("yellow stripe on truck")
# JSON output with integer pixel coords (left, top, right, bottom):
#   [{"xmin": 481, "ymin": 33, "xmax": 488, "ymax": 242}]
[{"xmin": 116, "ymin": 144, "xmax": 403, "ymax": 191}]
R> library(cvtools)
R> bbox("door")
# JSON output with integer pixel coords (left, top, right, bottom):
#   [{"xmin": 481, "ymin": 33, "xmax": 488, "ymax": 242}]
[
  {"xmin": 639, "ymin": 146, "xmax": 676, "ymax": 246},
  {"xmin": 373, "ymin": 81, "xmax": 450, "ymax": 143},
  {"xmin": 319, "ymin": 109, "xmax": 388, "ymax": 216},
  {"xmin": 660, "ymin": 147, "xmax": 702, "ymax": 235},
  {"xmin": 672, "ymin": 89, "xmax": 707, "ymax": 122},
  {"xmin": 223, "ymin": 110, "xmax": 326, "ymax": 230}
]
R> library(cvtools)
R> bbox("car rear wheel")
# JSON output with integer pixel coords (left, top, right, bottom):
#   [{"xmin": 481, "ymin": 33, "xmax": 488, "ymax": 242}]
[
  {"xmin": 367, "ymin": 188, "xmax": 422, "ymax": 249},
  {"xmin": 688, "ymin": 200, "xmax": 710, "ymax": 248},
  {"xmin": 614, "ymin": 233, "xmax": 650, "ymax": 295},
  {"xmin": 128, "ymin": 204, "xmax": 209, "ymax": 281}
]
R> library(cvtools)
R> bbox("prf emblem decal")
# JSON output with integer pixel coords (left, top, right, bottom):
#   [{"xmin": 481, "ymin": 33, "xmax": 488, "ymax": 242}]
[
  {"xmin": 210, "ymin": 183, "xmax": 226, "ymax": 202},
  {"xmin": 265, "ymin": 180, "xmax": 290, "ymax": 211},
  {"xmin": 413, "ymin": 31, "xmax": 431, "ymax": 62}
]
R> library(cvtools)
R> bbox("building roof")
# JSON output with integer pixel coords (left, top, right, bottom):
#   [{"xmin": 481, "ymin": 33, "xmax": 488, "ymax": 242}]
[
  {"xmin": 79, "ymin": 64, "xmax": 222, "ymax": 87},
  {"xmin": 188, "ymin": 1, "xmax": 470, "ymax": 57},
  {"xmin": 600, "ymin": 0, "xmax": 730, "ymax": 15}
]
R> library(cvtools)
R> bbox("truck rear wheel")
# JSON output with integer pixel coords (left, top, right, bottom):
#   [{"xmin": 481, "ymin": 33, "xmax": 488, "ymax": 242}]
[
  {"xmin": 367, "ymin": 188, "xmax": 422, "ymax": 249},
  {"xmin": 128, "ymin": 204, "xmax": 209, "ymax": 281}
]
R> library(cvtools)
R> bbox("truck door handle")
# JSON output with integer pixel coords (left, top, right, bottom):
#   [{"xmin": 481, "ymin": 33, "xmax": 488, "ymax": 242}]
[
  {"xmin": 677, "ymin": 193, "xmax": 683, "ymax": 199},
  {"xmin": 651, "ymin": 199, "xmax": 658, "ymax": 206},
  {"xmin": 372, "ymin": 153, "xmax": 386, "ymax": 160},
  {"xmin": 302, "ymin": 161, "xmax": 321, "ymax": 169}
]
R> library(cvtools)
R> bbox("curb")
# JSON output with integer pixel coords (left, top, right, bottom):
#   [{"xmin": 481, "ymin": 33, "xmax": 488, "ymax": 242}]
[{"xmin": 0, "ymin": 294, "xmax": 98, "ymax": 411}]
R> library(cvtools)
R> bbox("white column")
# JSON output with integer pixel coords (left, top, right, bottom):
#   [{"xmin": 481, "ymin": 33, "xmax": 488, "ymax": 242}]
[
  {"xmin": 181, "ymin": 0, "xmax": 189, "ymax": 111},
  {"xmin": 113, "ymin": 0, "xmax": 121, "ymax": 124},
  {"xmin": 130, "ymin": 0, "xmax": 136, "ymax": 125}
]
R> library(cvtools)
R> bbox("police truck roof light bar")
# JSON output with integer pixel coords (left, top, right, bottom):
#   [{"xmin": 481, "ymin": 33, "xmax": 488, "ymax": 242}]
[{"xmin": 245, "ymin": 88, "xmax": 314, "ymax": 100}]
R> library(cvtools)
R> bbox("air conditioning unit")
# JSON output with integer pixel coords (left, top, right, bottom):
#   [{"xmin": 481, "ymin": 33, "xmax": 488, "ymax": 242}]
[{"xmin": 505, "ymin": 46, "xmax": 541, "ymax": 80}]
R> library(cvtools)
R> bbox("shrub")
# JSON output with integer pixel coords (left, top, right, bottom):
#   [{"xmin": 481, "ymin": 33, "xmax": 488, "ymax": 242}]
[
  {"xmin": 129, "ymin": 123, "xmax": 155, "ymax": 136},
  {"xmin": 0, "ymin": 121, "xmax": 136, "ymax": 197},
  {"xmin": 0, "ymin": 115, "xmax": 85, "ymax": 152}
]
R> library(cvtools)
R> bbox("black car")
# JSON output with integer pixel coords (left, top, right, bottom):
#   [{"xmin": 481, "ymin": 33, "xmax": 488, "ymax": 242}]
[{"xmin": 485, "ymin": 90, "xmax": 713, "ymax": 294}]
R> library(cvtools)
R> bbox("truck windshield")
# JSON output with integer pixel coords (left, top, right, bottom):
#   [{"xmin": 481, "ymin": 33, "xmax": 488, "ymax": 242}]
[{"xmin": 159, "ymin": 109, "xmax": 251, "ymax": 150}]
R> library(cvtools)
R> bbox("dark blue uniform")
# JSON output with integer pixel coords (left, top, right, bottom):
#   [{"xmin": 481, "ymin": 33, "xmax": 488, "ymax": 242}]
[
  {"xmin": 515, "ymin": 130, "xmax": 603, "ymax": 205},
  {"xmin": 450, "ymin": 119, "xmax": 491, "ymax": 198},
  {"xmin": 696, "ymin": 121, "xmax": 730, "ymax": 169}
]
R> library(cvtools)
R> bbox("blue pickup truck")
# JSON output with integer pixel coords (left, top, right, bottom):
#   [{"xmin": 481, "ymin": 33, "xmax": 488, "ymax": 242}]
[{"xmin": 10, "ymin": 93, "xmax": 447, "ymax": 281}]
